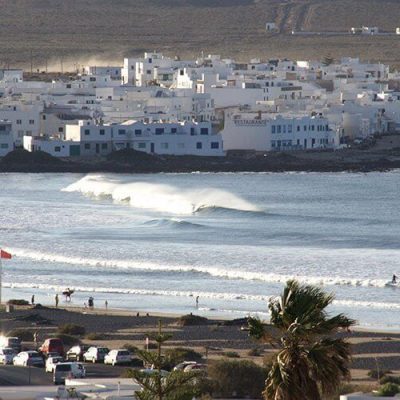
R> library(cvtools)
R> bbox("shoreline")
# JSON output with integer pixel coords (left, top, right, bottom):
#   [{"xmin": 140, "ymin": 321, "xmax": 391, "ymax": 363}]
[{"xmin": 3, "ymin": 141, "xmax": 400, "ymax": 174}]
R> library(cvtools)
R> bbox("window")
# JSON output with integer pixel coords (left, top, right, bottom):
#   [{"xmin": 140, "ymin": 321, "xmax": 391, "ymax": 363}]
[
  {"xmin": 0, "ymin": 143, "xmax": 8, "ymax": 149},
  {"xmin": 90, "ymin": 77, "xmax": 96, "ymax": 82},
  {"xmin": 171, "ymin": 128, "xmax": 177, "ymax": 134},
  {"xmin": 66, "ymin": 84, "xmax": 72, "ymax": 88},
  {"xmin": 288, "ymin": 125, "xmax": 292, "ymax": 133},
  {"xmin": 138, "ymin": 142, "xmax": 146, "ymax": 149},
  {"xmin": 99, "ymin": 129, "xmax": 105, "ymax": 136},
  {"xmin": 101, "ymin": 143, "xmax": 107, "ymax": 150},
  {"xmin": 54, "ymin": 146, "xmax": 61, "ymax": 152},
  {"xmin": 18, "ymin": 130, "xmax": 23, "ymax": 137},
  {"xmin": 177, "ymin": 143, "xmax": 185, "ymax": 149},
  {"xmin": 29, "ymin": 120, "xmax": 34, "ymax": 125},
  {"xmin": 42, "ymin": 115, "xmax": 46, "ymax": 120},
  {"xmin": 271, "ymin": 140, "xmax": 276, "ymax": 148},
  {"xmin": 196, "ymin": 142, "xmax": 202, "ymax": 149},
  {"xmin": 155, "ymin": 128, "xmax": 164, "ymax": 135},
  {"xmin": 304, "ymin": 125, "xmax": 307, "ymax": 131},
  {"xmin": 118, "ymin": 129, "xmax": 126, "ymax": 135},
  {"xmin": 84, "ymin": 143, "xmax": 90, "ymax": 150},
  {"xmin": 271, "ymin": 125, "xmax": 276, "ymax": 134},
  {"xmin": 58, "ymin": 127, "xmax": 64, "ymax": 133},
  {"xmin": 190, "ymin": 128, "xmax": 195, "ymax": 136},
  {"xmin": 146, "ymin": 70, "xmax": 151, "ymax": 75},
  {"xmin": 161, "ymin": 143, "xmax": 169, "ymax": 149},
  {"xmin": 16, "ymin": 120, "xmax": 22, "ymax": 125},
  {"xmin": 211, "ymin": 142, "xmax": 219, "ymax": 149},
  {"xmin": 311, "ymin": 125, "xmax": 315, "ymax": 131},
  {"xmin": 84, "ymin": 129, "xmax": 90, "ymax": 135},
  {"xmin": 297, "ymin": 126, "xmax": 300, "ymax": 132},
  {"xmin": 0, "ymin": 126, "xmax": 5, "ymax": 131},
  {"xmin": 135, "ymin": 129, "xmax": 142, "ymax": 136},
  {"xmin": 200, "ymin": 128, "xmax": 209, "ymax": 135},
  {"xmin": 283, "ymin": 125, "xmax": 286, "ymax": 134},
  {"xmin": 277, "ymin": 125, "xmax": 281, "ymax": 134}
]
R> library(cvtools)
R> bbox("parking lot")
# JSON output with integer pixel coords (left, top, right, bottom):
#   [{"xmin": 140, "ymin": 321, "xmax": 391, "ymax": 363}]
[{"xmin": 0, "ymin": 363, "xmax": 130, "ymax": 386}]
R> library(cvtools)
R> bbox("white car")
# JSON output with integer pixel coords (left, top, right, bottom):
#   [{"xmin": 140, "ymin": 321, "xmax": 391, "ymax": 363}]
[
  {"xmin": 13, "ymin": 351, "xmax": 44, "ymax": 367},
  {"xmin": 104, "ymin": 349, "xmax": 131, "ymax": 366},
  {"xmin": 53, "ymin": 362, "xmax": 86, "ymax": 385},
  {"xmin": 83, "ymin": 347, "xmax": 109, "ymax": 363},
  {"xmin": 0, "ymin": 348, "xmax": 16, "ymax": 365},
  {"xmin": 46, "ymin": 355, "xmax": 64, "ymax": 373}
]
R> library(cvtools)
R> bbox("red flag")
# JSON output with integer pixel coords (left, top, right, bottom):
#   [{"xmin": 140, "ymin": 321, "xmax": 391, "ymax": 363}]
[{"xmin": 0, "ymin": 250, "xmax": 12, "ymax": 259}]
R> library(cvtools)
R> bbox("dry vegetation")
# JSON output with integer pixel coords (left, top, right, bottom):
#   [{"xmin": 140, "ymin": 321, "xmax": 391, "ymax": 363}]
[{"xmin": 0, "ymin": 0, "xmax": 400, "ymax": 69}]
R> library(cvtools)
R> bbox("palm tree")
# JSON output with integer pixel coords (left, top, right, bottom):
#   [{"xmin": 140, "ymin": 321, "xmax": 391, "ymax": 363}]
[
  {"xmin": 249, "ymin": 280, "xmax": 355, "ymax": 400},
  {"xmin": 132, "ymin": 320, "xmax": 199, "ymax": 400}
]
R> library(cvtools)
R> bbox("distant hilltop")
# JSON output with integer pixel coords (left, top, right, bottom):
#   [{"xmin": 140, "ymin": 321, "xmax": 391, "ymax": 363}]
[{"xmin": 1, "ymin": 0, "xmax": 400, "ymax": 68}]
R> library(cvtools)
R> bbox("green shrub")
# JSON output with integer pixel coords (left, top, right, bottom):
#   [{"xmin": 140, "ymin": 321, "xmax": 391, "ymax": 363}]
[
  {"xmin": 123, "ymin": 344, "xmax": 138, "ymax": 354},
  {"xmin": 377, "ymin": 382, "xmax": 400, "ymax": 397},
  {"xmin": 207, "ymin": 359, "xmax": 267, "ymax": 399},
  {"xmin": 163, "ymin": 347, "xmax": 203, "ymax": 370},
  {"xmin": 380, "ymin": 375, "xmax": 400, "ymax": 385},
  {"xmin": 57, "ymin": 324, "xmax": 85, "ymax": 336},
  {"xmin": 177, "ymin": 314, "xmax": 209, "ymax": 326},
  {"xmin": 7, "ymin": 329, "xmax": 33, "ymax": 341},
  {"xmin": 7, "ymin": 299, "xmax": 29, "ymax": 306},
  {"xmin": 224, "ymin": 351, "xmax": 240, "ymax": 358},
  {"xmin": 368, "ymin": 369, "xmax": 391, "ymax": 379},
  {"xmin": 165, "ymin": 347, "xmax": 203, "ymax": 363},
  {"xmin": 247, "ymin": 347, "xmax": 263, "ymax": 357},
  {"xmin": 53, "ymin": 334, "xmax": 80, "ymax": 346},
  {"xmin": 144, "ymin": 342, "xmax": 158, "ymax": 350},
  {"xmin": 85, "ymin": 333, "xmax": 106, "ymax": 340}
]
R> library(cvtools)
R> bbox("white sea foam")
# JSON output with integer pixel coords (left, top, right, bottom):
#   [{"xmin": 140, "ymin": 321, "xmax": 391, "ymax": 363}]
[
  {"xmin": 9, "ymin": 247, "xmax": 389, "ymax": 289},
  {"xmin": 4, "ymin": 281, "xmax": 400, "ymax": 311},
  {"xmin": 62, "ymin": 175, "xmax": 260, "ymax": 215}
]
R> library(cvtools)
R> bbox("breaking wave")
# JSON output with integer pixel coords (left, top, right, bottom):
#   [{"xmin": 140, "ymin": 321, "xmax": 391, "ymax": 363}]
[
  {"xmin": 143, "ymin": 218, "xmax": 205, "ymax": 229},
  {"xmin": 62, "ymin": 175, "xmax": 260, "ymax": 215},
  {"xmin": 9, "ymin": 248, "xmax": 389, "ymax": 289}
]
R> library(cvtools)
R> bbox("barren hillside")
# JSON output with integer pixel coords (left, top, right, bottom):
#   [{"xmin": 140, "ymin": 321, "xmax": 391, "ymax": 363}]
[{"xmin": 0, "ymin": 0, "xmax": 399, "ymax": 69}]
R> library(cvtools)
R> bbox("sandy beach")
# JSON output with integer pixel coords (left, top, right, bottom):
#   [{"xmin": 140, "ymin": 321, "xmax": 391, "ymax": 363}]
[{"xmin": 1, "ymin": 304, "xmax": 400, "ymax": 387}]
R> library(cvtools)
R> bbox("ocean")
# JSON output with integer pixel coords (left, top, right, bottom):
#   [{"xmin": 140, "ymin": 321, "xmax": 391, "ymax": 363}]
[{"xmin": 1, "ymin": 171, "xmax": 400, "ymax": 330}]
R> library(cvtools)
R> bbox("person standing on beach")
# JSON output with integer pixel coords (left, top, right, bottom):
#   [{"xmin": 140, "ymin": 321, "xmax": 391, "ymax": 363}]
[
  {"xmin": 55, "ymin": 294, "xmax": 59, "ymax": 308},
  {"xmin": 31, "ymin": 295, "xmax": 35, "ymax": 305},
  {"xmin": 105, "ymin": 300, "xmax": 108, "ymax": 310},
  {"xmin": 196, "ymin": 296, "xmax": 199, "ymax": 308}
]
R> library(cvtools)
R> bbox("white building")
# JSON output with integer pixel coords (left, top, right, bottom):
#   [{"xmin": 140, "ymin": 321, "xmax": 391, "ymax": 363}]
[
  {"xmin": 23, "ymin": 136, "xmax": 76, "ymax": 157},
  {"xmin": 221, "ymin": 112, "xmax": 337, "ymax": 152},
  {"xmin": 63, "ymin": 119, "xmax": 223, "ymax": 157},
  {"xmin": 0, "ymin": 121, "xmax": 14, "ymax": 156}
]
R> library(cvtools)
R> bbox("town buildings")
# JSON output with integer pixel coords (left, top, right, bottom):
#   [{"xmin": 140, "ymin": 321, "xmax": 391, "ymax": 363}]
[{"xmin": 0, "ymin": 53, "xmax": 399, "ymax": 158}]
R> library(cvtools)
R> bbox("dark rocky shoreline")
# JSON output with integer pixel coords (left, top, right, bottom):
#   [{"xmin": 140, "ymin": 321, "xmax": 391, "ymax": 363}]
[{"xmin": 1, "ymin": 145, "xmax": 400, "ymax": 174}]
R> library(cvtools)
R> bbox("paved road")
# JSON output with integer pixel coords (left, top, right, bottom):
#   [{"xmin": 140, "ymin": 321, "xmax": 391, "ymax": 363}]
[{"xmin": 0, "ymin": 363, "xmax": 129, "ymax": 386}]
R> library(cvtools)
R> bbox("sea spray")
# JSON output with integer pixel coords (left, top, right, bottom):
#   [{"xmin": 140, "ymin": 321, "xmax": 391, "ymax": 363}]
[{"xmin": 62, "ymin": 175, "xmax": 261, "ymax": 215}]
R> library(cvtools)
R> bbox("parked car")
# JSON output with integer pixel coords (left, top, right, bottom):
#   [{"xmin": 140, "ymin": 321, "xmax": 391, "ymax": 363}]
[
  {"xmin": 183, "ymin": 363, "xmax": 207, "ymax": 372},
  {"xmin": 104, "ymin": 349, "xmax": 131, "ymax": 366},
  {"xmin": 0, "ymin": 337, "xmax": 22, "ymax": 353},
  {"xmin": 45, "ymin": 355, "xmax": 64, "ymax": 373},
  {"xmin": 139, "ymin": 368, "xmax": 169, "ymax": 377},
  {"xmin": 0, "ymin": 348, "xmax": 16, "ymax": 365},
  {"xmin": 39, "ymin": 338, "xmax": 64, "ymax": 357},
  {"xmin": 66, "ymin": 345, "xmax": 90, "ymax": 362},
  {"xmin": 13, "ymin": 351, "xmax": 44, "ymax": 367},
  {"xmin": 83, "ymin": 347, "xmax": 109, "ymax": 363},
  {"xmin": 53, "ymin": 362, "xmax": 86, "ymax": 385},
  {"xmin": 173, "ymin": 361, "xmax": 197, "ymax": 371}
]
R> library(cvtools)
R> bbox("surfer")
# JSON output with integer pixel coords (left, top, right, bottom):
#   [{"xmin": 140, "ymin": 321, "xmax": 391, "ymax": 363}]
[{"xmin": 392, "ymin": 274, "xmax": 398, "ymax": 284}]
